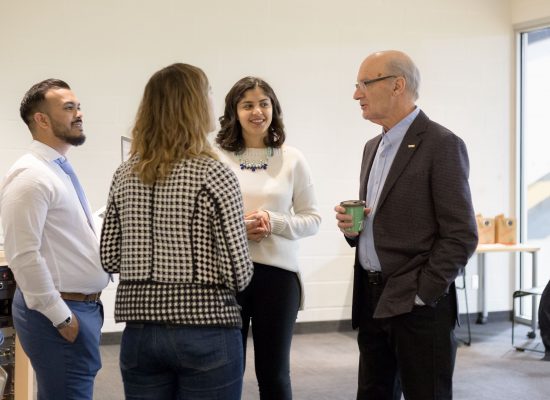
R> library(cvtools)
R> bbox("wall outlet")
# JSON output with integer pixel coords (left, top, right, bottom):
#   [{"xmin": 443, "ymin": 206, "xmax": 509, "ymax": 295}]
[{"xmin": 472, "ymin": 274, "xmax": 479, "ymax": 290}]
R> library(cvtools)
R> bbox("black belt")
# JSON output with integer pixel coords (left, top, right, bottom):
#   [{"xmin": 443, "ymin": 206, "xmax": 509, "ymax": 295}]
[{"xmin": 363, "ymin": 270, "xmax": 383, "ymax": 285}]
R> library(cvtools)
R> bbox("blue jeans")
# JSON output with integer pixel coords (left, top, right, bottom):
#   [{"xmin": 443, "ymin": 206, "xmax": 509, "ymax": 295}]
[
  {"xmin": 120, "ymin": 323, "xmax": 243, "ymax": 400},
  {"xmin": 12, "ymin": 288, "xmax": 103, "ymax": 400}
]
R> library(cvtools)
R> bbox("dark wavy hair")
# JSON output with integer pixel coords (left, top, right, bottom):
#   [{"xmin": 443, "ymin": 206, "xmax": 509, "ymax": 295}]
[
  {"xmin": 20, "ymin": 78, "xmax": 70, "ymax": 128},
  {"xmin": 216, "ymin": 77, "xmax": 285, "ymax": 152}
]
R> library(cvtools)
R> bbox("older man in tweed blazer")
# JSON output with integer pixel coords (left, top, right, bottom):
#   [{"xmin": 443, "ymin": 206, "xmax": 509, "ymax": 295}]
[{"xmin": 335, "ymin": 51, "xmax": 478, "ymax": 400}]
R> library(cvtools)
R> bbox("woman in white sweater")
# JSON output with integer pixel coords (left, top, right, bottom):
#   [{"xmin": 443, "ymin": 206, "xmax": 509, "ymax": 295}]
[{"xmin": 215, "ymin": 77, "xmax": 321, "ymax": 400}]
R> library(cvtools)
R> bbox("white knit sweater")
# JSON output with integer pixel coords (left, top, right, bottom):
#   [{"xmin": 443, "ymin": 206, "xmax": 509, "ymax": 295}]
[{"xmin": 216, "ymin": 145, "xmax": 321, "ymax": 273}]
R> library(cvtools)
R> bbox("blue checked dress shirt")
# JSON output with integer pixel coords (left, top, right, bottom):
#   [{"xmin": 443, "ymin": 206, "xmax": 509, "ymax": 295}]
[{"xmin": 359, "ymin": 107, "xmax": 420, "ymax": 271}]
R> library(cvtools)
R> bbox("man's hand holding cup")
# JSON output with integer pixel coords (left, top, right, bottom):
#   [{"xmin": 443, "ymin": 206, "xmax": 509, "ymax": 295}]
[{"xmin": 335, "ymin": 200, "xmax": 371, "ymax": 238}]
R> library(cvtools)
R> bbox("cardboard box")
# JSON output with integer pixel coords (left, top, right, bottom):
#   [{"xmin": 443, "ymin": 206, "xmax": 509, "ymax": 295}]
[
  {"xmin": 495, "ymin": 214, "xmax": 517, "ymax": 244},
  {"xmin": 476, "ymin": 215, "xmax": 495, "ymax": 244}
]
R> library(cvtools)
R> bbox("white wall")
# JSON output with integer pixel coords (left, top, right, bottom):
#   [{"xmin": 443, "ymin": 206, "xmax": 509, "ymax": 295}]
[
  {"xmin": 0, "ymin": 0, "xmax": 544, "ymax": 332},
  {"xmin": 512, "ymin": 0, "xmax": 550, "ymax": 26}
]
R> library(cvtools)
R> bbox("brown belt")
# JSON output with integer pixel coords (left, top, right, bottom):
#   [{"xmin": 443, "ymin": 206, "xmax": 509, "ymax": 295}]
[{"xmin": 60, "ymin": 291, "xmax": 101, "ymax": 302}]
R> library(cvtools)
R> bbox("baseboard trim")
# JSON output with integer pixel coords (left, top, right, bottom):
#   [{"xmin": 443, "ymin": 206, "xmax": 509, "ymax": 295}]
[
  {"xmin": 100, "ymin": 310, "xmax": 514, "ymax": 345},
  {"xmin": 101, "ymin": 331, "xmax": 122, "ymax": 345},
  {"xmin": 293, "ymin": 319, "xmax": 353, "ymax": 334},
  {"xmin": 460, "ymin": 310, "xmax": 513, "ymax": 324}
]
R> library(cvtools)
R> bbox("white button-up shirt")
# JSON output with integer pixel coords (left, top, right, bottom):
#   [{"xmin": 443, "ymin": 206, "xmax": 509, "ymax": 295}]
[{"xmin": 0, "ymin": 140, "xmax": 109, "ymax": 326}]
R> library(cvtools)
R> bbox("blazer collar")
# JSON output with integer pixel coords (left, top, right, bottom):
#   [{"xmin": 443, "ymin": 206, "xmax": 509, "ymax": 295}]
[
  {"xmin": 375, "ymin": 110, "xmax": 428, "ymax": 209},
  {"xmin": 359, "ymin": 135, "xmax": 381, "ymax": 200}
]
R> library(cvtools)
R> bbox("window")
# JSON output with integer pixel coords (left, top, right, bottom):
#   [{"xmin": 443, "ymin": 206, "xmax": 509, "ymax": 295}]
[{"xmin": 518, "ymin": 26, "xmax": 550, "ymax": 316}]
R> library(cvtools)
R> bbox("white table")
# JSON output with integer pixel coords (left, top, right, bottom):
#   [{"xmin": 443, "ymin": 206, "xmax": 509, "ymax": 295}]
[{"xmin": 476, "ymin": 243, "xmax": 540, "ymax": 335}]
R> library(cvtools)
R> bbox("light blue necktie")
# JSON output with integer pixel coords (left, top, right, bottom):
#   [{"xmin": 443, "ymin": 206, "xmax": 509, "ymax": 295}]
[{"xmin": 55, "ymin": 157, "xmax": 95, "ymax": 232}]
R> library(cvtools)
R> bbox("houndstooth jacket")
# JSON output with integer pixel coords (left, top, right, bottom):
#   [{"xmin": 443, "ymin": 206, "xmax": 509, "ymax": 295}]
[{"xmin": 100, "ymin": 155, "xmax": 253, "ymax": 328}]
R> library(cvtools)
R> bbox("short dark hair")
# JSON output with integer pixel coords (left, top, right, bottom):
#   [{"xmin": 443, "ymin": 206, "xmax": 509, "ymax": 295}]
[
  {"xmin": 20, "ymin": 79, "xmax": 71, "ymax": 127},
  {"xmin": 216, "ymin": 77, "xmax": 285, "ymax": 152}
]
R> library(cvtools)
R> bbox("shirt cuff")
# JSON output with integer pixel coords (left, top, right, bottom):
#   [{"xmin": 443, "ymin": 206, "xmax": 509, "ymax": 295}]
[
  {"xmin": 414, "ymin": 295, "xmax": 426, "ymax": 306},
  {"xmin": 42, "ymin": 297, "xmax": 73, "ymax": 326},
  {"xmin": 266, "ymin": 210, "xmax": 285, "ymax": 235}
]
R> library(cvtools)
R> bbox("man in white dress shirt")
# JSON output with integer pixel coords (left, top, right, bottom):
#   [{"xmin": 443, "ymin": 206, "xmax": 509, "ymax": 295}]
[{"xmin": 0, "ymin": 79, "xmax": 109, "ymax": 400}]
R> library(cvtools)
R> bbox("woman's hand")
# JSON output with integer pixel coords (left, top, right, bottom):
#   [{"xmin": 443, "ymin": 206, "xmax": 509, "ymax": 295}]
[{"xmin": 245, "ymin": 210, "xmax": 272, "ymax": 242}]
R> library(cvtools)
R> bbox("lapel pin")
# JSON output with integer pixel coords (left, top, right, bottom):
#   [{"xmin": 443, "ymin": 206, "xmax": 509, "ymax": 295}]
[{"xmin": 408, "ymin": 144, "xmax": 416, "ymax": 148}]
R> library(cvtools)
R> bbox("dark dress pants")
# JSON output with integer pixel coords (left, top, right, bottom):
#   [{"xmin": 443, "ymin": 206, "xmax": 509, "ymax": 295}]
[
  {"xmin": 538, "ymin": 280, "xmax": 550, "ymax": 359},
  {"xmin": 357, "ymin": 270, "xmax": 457, "ymax": 400}
]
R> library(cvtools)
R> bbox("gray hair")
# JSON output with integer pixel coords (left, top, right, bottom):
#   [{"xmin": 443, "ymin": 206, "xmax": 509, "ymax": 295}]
[{"xmin": 386, "ymin": 56, "xmax": 420, "ymax": 101}]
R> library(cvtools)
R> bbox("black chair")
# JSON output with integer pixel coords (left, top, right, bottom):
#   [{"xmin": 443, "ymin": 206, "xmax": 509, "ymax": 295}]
[
  {"xmin": 456, "ymin": 269, "xmax": 471, "ymax": 346},
  {"xmin": 512, "ymin": 286, "xmax": 545, "ymax": 353}
]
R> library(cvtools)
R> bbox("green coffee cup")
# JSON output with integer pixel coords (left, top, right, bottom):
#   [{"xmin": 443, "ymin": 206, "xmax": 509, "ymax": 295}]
[{"xmin": 340, "ymin": 200, "xmax": 366, "ymax": 233}]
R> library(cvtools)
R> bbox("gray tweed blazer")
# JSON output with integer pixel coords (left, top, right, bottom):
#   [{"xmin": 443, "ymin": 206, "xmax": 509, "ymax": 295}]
[{"xmin": 350, "ymin": 110, "xmax": 478, "ymax": 325}]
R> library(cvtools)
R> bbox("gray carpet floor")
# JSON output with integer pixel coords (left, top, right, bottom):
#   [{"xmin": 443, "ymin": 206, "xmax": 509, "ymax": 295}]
[{"xmin": 92, "ymin": 320, "xmax": 550, "ymax": 400}]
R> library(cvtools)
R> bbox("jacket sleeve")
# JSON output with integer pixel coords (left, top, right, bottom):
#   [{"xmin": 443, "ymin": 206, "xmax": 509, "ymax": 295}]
[
  {"xmin": 417, "ymin": 133, "xmax": 478, "ymax": 304},
  {"xmin": 100, "ymin": 172, "xmax": 121, "ymax": 274},
  {"xmin": 208, "ymin": 164, "xmax": 253, "ymax": 292}
]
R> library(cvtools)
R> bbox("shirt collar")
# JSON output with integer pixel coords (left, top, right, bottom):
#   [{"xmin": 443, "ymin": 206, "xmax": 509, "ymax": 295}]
[
  {"xmin": 29, "ymin": 140, "xmax": 65, "ymax": 163},
  {"xmin": 383, "ymin": 107, "xmax": 421, "ymax": 147}
]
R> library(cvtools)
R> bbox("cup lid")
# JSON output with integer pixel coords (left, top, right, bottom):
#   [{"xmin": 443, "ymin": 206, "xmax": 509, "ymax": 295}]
[{"xmin": 340, "ymin": 200, "xmax": 366, "ymax": 207}]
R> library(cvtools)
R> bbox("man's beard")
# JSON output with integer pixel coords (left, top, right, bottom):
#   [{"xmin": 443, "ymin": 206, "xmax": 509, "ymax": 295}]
[
  {"xmin": 62, "ymin": 133, "xmax": 86, "ymax": 146},
  {"xmin": 52, "ymin": 119, "xmax": 86, "ymax": 146}
]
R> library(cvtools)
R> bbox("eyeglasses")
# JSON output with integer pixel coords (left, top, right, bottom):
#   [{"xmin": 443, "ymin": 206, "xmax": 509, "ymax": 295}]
[{"xmin": 355, "ymin": 75, "xmax": 397, "ymax": 90}]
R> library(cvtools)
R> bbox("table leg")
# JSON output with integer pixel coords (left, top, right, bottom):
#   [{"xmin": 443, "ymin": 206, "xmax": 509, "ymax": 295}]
[
  {"xmin": 528, "ymin": 251, "xmax": 538, "ymax": 338},
  {"xmin": 476, "ymin": 253, "xmax": 488, "ymax": 324}
]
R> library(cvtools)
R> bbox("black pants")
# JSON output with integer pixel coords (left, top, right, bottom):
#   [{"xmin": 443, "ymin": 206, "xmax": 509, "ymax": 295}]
[
  {"xmin": 237, "ymin": 262, "xmax": 301, "ymax": 400},
  {"xmin": 357, "ymin": 270, "xmax": 457, "ymax": 400}
]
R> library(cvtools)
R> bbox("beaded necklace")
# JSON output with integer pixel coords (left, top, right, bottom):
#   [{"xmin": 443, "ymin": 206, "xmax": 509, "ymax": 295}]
[{"xmin": 236, "ymin": 147, "xmax": 274, "ymax": 172}]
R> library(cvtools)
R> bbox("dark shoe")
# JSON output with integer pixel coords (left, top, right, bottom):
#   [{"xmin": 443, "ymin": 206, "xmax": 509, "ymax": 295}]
[{"xmin": 541, "ymin": 352, "xmax": 550, "ymax": 361}]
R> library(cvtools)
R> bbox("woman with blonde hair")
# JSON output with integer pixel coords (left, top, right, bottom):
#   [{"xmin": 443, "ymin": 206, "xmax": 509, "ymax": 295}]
[{"xmin": 100, "ymin": 63, "xmax": 253, "ymax": 400}]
